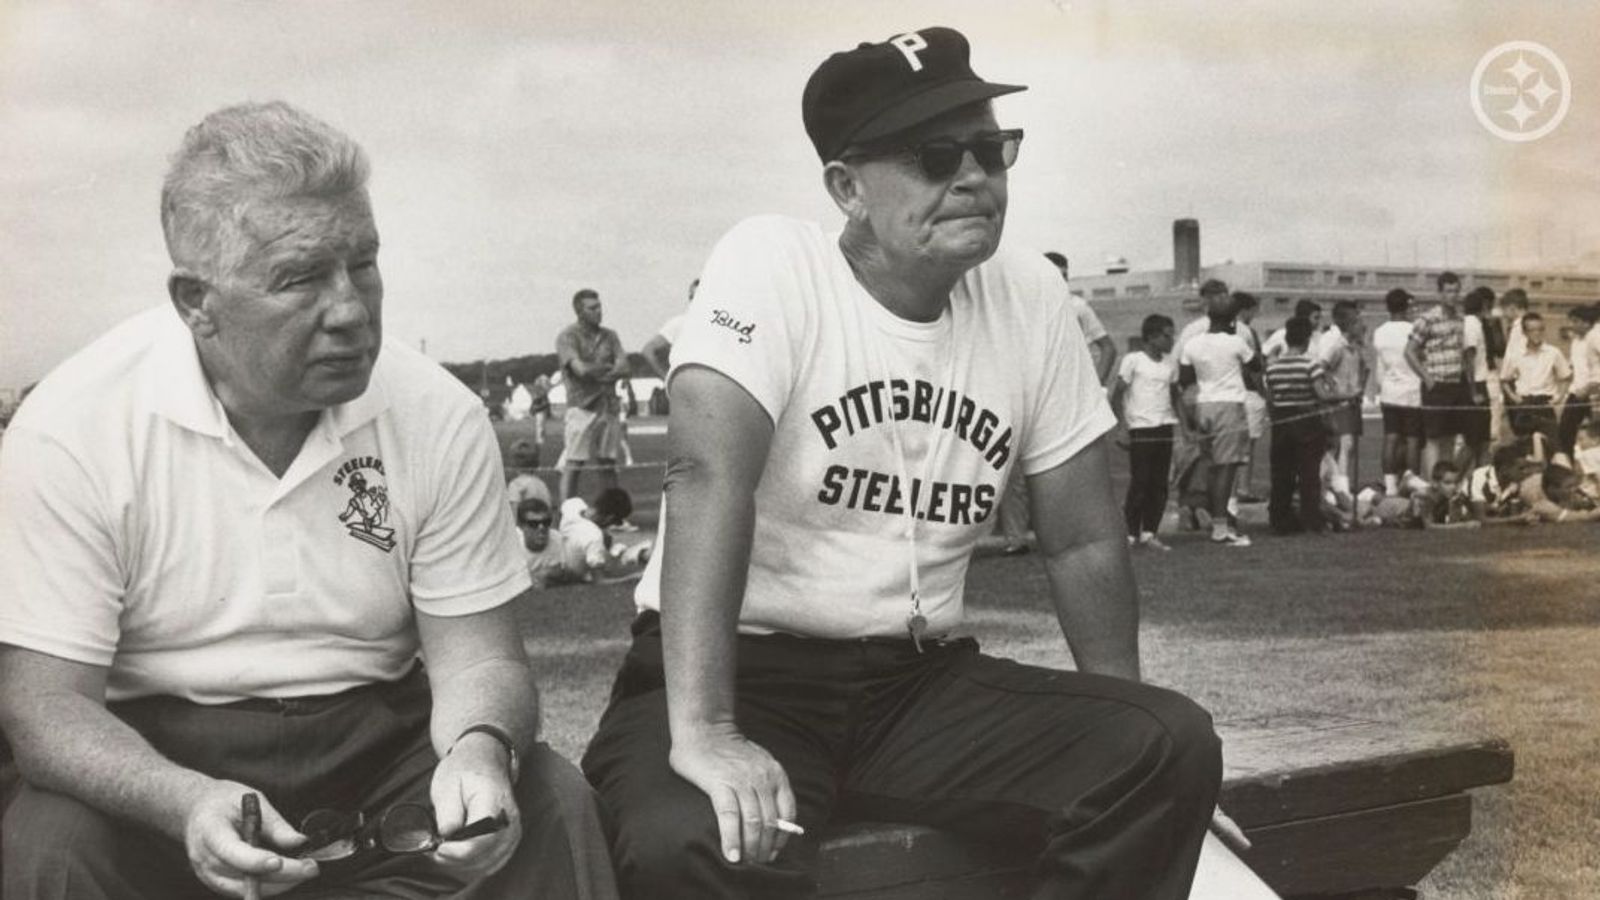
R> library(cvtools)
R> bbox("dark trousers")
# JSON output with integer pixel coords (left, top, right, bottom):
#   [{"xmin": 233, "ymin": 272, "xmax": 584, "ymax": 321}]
[
  {"xmin": 2, "ymin": 667, "xmax": 618, "ymax": 900},
  {"xmin": 1125, "ymin": 425, "xmax": 1175, "ymax": 535},
  {"xmin": 1558, "ymin": 395, "xmax": 1592, "ymax": 456},
  {"xmin": 582, "ymin": 613, "xmax": 1221, "ymax": 900},
  {"xmin": 1269, "ymin": 413, "xmax": 1327, "ymax": 534},
  {"xmin": 1509, "ymin": 395, "xmax": 1560, "ymax": 450}
]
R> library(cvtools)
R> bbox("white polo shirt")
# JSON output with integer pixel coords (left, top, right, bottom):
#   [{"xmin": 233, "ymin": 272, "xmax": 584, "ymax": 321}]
[
  {"xmin": 0, "ymin": 307, "xmax": 529, "ymax": 703},
  {"xmin": 1504, "ymin": 343, "xmax": 1571, "ymax": 397}
]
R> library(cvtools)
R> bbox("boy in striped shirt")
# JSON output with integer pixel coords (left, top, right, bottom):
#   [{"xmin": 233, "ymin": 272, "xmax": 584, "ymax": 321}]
[{"xmin": 1263, "ymin": 316, "xmax": 1332, "ymax": 534}]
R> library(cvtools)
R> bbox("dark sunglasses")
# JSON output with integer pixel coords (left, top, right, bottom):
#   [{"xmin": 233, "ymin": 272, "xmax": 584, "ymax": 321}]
[
  {"xmin": 521, "ymin": 518, "xmax": 553, "ymax": 529},
  {"xmin": 845, "ymin": 129, "xmax": 1025, "ymax": 181},
  {"xmin": 293, "ymin": 803, "xmax": 509, "ymax": 862}
]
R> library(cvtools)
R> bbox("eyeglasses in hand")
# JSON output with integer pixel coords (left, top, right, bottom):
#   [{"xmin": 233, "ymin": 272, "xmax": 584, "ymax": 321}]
[{"xmin": 293, "ymin": 803, "xmax": 509, "ymax": 862}]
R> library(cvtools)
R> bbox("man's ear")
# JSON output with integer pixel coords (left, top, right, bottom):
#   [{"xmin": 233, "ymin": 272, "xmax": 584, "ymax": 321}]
[
  {"xmin": 822, "ymin": 161, "xmax": 868, "ymax": 225},
  {"xmin": 167, "ymin": 269, "xmax": 216, "ymax": 337}
]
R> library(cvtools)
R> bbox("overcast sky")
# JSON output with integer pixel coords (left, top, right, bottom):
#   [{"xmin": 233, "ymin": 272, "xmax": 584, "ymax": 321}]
[{"xmin": 3, "ymin": 0, "xmax": 1598, "ymax": 391}]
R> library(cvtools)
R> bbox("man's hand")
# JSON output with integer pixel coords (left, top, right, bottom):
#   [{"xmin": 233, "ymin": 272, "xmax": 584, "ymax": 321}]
[
  {"xmin": 669, "ymin": 723, "xmax": 796, "ymax": 865},
  {"xmin": 429, "ymin": 734, "xmax": 522, "ymax": 880},
  {"xmin": 183, "ymin": 782, "xmax": 315, "ymax": 898},
  {"xmin": 1471, "ymin": 383, "xmax": 1487, "ymax": 404}
]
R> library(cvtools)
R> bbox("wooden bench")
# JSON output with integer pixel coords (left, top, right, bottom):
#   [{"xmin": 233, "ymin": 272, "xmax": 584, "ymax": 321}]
[{"xmin": 814, "ymin": 713, "xmax": 1515, "ymax": 899}]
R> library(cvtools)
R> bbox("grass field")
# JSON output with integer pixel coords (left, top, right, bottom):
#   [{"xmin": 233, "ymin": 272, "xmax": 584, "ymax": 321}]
[{"xmin": 507, "ymin": 414, "xmax": 1600, "ymax": 898}]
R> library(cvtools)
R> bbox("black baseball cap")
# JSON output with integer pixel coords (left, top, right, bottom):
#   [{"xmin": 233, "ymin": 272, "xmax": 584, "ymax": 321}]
[{"xmin": 802, "ymin": 27, "xmax": 1026, "ymax": 163}]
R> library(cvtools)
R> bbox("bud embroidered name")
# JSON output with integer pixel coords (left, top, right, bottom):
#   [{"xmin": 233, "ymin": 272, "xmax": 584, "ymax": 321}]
[{"xmin": 710, "ymin": 309, "xmax": 756, "ymax": 345}]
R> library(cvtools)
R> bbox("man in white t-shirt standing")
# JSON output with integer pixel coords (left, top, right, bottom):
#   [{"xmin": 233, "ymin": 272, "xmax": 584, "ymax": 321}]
[
  {"xmin": 581, "ymin": 27, "xmax": 1221, "ymax": 900},
  {"xmin": 1178, "ymin": 289, "xmax": 1260, "ymax": 547},
  {"xmin": 1371, "ymin": 289, "xmax": 1424, "ymax": 494},
  {"xmin": 1044, "ymin": 251, "xmax": 1117, "ymax": 384},
  {"xmin": 0, "ymin": 102, "xmax": 614, "ymax": 899},
  {"xmin": 1502, "ymin": 312, "xmax": 1571, "ymax": 450}
]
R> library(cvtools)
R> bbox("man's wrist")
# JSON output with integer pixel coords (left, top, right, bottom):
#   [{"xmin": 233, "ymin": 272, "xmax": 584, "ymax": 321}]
[{"xmin": 449, "ymin": 724, "xmax": 520, "ymax": 783}]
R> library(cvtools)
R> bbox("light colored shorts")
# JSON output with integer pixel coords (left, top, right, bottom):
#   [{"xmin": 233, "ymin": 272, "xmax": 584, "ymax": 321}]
[
  {"xmin": 1242, "ymin": 391, "xmax": 1268, "ymax": 440},
  {"xmin": 563, "ymin": 405, "xmax": 622, "ymax": 464},
  {"xmin": 1195, "ymin": 401, "xmax": 1250, "ymax": 465}
]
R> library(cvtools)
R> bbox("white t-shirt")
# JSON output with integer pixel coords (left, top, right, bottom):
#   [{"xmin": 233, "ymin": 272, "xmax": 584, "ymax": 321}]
[
  {"xmin": 0, "ymin": 307, "xmax": 529, "ymax": 703},
  {"xmin": 1117, "ymin": 351, "xmax": 1178, "ymax": 429},
  {"xmin": 635, "ymin": 215, "xmax": 1113, "ymax": 639},
  {"xmin": 1371, "ymin": 320, "xmax": 1421, "ymax": 406},
  {"xmin": 1317, "ymin": 327, "xmax": 1365, "ymax": 398},
  {"xmin": 559, "ymin": 497, "xmax": 610, "ymax": 574},
  {"xmin": 1505, "ymin": 344, "xmax": 1571, "ymax": 397},
  {"xmin": 1179, "ymin": 330, "xmax": 1256, "ymax": 404},
  {"xmin": 1572, "ymin": 328, "xmax": 1600, "ymax": 396},
  {"xmin": 1462, "ymin": 314, "xmax": 1488, "ymax": 382},
  {"xmin": 1499, "ymin": 317, "xmax": 1527, "ymax": 379},
  {"xmin": 1066, "ymin": 294, "xmax": 1108, "ymax": 342}
]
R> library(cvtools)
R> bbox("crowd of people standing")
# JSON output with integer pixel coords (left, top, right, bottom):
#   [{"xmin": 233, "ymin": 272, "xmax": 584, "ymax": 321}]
[{"xmin": 1106, "ymin": 270, "xmax": 1600, "ymax": 545}]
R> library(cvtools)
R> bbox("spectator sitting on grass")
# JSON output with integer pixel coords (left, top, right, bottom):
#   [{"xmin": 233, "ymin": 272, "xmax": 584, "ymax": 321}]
[
  {"xmin": 1572, "ymin": 419, "xmax": 1600, "ymax": 501},
  {"xmin": 1421, "ymin": 461, "xmax": 1476, "ymax": 529},
  {"xmin": 1464, "ymin": 443, "xmax": 1542, "ymax": 525},
  {"xmin": 1517, "ymin": 463, "xmax": 1600, "ymax": 525},
  {"xmin": 506, "ymin": 439, "xmax": 553, "ymax": 512},
  {"xmin": 558, "ymin": 489, "xmax": 646, "ymax": 583},
  {"xmin": 517, "ymin": 498, "xmax": 582, "ymax": 590}
]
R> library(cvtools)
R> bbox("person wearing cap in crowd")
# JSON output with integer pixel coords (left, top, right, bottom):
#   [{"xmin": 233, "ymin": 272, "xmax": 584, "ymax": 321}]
[
  {"xmin": 1558, "ymin": 304, "xmax": 1600, "ymax": 455},
  {"xmin": 556, "ymin": 288, "xmax": 628, "ymax": 505},
  {"xmin": 1177, "ymin": 282, "xmax": 1260, "ymax": 547},
  {"xmin": 1317, "ymin": 300, "xmax": 1368, "ymax": 516},
  {"xmin": 580, "ymin": 26, "xmax": 1223, "ymax": 900},
  {"xmin": 0, "ymin": 102, "xmax": 616, "ymax": 899},
  {"xmin": 1406, "ymin": 271, "xmax": 1473, "ymax": 487},
  {"xmin": 1372, "ymin": 288, "xmax": 1424, "ymax": 495}
]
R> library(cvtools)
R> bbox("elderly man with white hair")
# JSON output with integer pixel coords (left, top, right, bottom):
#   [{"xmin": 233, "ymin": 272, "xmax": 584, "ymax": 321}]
[{"xmin": 0, "ymin": 102, "xmax": 616, "ymax": 900}]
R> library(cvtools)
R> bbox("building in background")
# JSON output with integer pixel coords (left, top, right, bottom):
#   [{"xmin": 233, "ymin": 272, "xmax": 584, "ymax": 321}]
[{"xmin": 1076, "ymin": 220, "xmax": 1600, "ymax": 348}]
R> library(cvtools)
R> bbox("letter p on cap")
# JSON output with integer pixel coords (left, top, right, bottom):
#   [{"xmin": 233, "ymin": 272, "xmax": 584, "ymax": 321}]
[{"xmin": 889, "ymin": 33, "xmax": 928, "ymax": 71}]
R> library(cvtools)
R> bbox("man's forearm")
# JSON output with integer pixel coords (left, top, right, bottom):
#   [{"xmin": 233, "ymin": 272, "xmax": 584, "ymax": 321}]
[
  {"xmin": 659, "ymin": 458, "xmax": 755, "ymax": 743},
  {"xmin": 427, "ymin": 656, "xmax": 541, "ymax": 759},
  {"xmin": 2, "ymin": 688, "xmax": 215, "ymax": 840},
  {"xmin": 1041, "ymin": 537, "xmax": 1141, "ymax": 680}
]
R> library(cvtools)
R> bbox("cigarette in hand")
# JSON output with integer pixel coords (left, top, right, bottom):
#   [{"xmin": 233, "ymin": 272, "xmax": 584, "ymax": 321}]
[{"xmin": 774, "ymin": 818, "xmax": 805, "ymax": 836}]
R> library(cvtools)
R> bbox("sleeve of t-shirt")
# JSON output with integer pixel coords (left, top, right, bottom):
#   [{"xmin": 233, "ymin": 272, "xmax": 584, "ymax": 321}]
[
  {"xmin": 1116, "ymin": 353, "xmax": 1137, "ymax": 385},
  {"xmin": 667, "ymin": 216, "xmax": 803, "ymax": 424},
  {"xmin": 1017, "ymin": 272, "xmax": 1117, "ymax": 476},
  {"xmin": 657, "ymin": 315, "xmax": 685, "ymax": 345},
  {"xmin": 0, "ymin": 429, "xmax": 125, "ymax": 665},
  {"xmin": 1262, "ymin": 328, "xmax": 1285, "ymax": 357},
  {"xmin": 409, "ymin": 402, "xmax": 532, "ymax": 616}
]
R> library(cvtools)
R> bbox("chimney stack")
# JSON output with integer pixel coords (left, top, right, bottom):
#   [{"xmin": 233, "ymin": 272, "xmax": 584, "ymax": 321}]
[{"xmin": 1173, "ymin": 219, "xmax": 1200, "ymax": 287}]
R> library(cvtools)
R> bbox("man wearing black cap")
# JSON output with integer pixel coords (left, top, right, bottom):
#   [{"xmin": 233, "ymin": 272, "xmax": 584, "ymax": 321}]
[{"xmin": 582, "ymin": 27, "xmax": 1221, "ymax": 900}]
